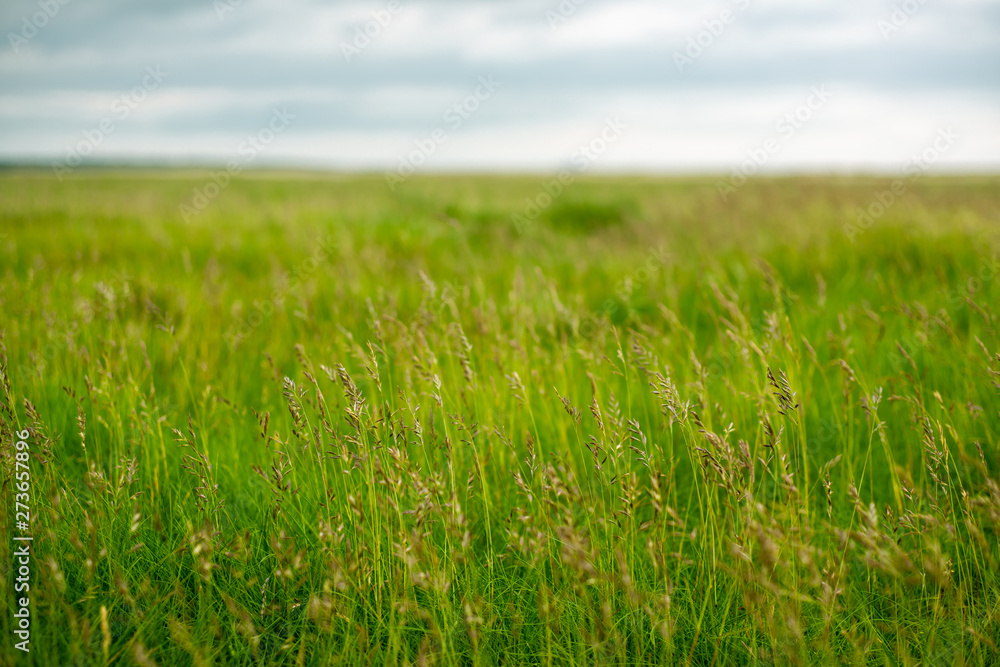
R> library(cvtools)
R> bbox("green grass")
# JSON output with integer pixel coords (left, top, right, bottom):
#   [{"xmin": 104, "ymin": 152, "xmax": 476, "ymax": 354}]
[{"xmin": 1, "ymin": 170, "xmax": 999, "ymax": 665}]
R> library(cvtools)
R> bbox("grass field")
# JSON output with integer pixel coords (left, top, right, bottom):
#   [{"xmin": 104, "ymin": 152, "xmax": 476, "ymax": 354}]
[{"xmin": 1, "ymin": 170, "xmax": 999, "ymax": 665}]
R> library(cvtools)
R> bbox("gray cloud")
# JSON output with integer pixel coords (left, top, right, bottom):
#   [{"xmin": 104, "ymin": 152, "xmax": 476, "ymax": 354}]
[{"xmin": 2, "ymin": 0, "xmax": 999, "ymax": 170}]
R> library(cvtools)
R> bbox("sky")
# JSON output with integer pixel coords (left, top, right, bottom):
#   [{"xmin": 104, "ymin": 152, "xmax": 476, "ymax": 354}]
[{"xmin": 1, "ymin": 0, "xmax": 999, "ymax": 174}]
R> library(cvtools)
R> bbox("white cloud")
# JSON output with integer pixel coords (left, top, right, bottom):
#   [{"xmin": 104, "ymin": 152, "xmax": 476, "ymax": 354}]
[{"xmin": 0, "ymin": 0, "xmax": 997, "ymax": 171}]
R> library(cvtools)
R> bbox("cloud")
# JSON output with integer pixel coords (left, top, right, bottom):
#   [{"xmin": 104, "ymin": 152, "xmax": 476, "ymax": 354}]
[{"xmin": 1, "ymin": 0, "xmax": 998, "ymax": 170}]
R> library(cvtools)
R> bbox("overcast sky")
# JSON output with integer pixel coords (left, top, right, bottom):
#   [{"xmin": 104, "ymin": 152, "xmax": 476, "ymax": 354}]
[{"xmin": 1, "ymin": 0, "xmax": 999, "ymax": 173}]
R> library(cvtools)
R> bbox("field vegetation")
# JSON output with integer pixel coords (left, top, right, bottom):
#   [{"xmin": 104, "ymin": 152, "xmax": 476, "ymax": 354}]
[{"xmin": 1, "ymin": 171, "xmax": 999, "ymax": 665}]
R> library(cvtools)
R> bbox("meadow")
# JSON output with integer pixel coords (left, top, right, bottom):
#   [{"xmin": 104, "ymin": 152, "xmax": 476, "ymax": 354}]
[{"xmin": 1, "ymin": 170, "xmax": 999, "ymax": 665}]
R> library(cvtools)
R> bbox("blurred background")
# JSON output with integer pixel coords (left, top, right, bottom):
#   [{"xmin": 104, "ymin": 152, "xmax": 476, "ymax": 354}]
[{"xmin": 1, "ymin": 0, "xmax": 998, "ymax": 173}]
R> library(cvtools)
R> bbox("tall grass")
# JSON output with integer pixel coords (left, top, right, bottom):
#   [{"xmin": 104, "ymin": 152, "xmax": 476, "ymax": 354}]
[{"xmin": 1, "ymin": 171, "xmax": 998, "ymax": 665}]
